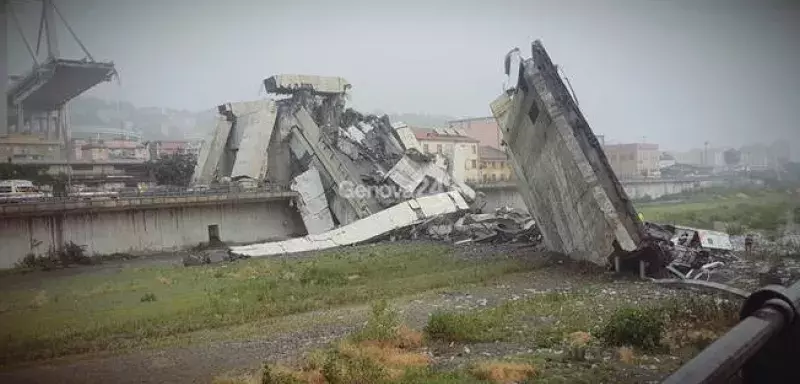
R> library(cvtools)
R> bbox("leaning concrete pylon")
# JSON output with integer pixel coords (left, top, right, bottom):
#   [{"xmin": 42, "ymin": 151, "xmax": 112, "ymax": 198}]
[{"xmin": 491, "ymin": 40, "xmax": 644, "ymax": 267}]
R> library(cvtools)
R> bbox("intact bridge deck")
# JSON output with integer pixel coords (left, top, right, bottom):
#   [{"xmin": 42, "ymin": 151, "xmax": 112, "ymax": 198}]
[{"xmin": 0, "ymin": 190, "xmax": 297, "ymax": 218}]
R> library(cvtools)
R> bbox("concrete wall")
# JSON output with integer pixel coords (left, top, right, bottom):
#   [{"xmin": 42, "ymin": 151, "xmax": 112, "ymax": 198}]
[
  {"xmin": 0, "ymin": 201, "xmax": 305, "ymax": 269},
  {"xmin": 476, "ymin": 179, "xmax": 715, "ymax": 213},
  {"xmin": 624, "ymin": 180, "xmax": 713, "ymax": 200}
]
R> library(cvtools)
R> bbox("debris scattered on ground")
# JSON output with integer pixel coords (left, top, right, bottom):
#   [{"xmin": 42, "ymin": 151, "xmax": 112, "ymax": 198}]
[
  {"xmin": 645, "ymin": 222, "xmax": 800, "ymax": 292},
  {"xmin": 181, "ymin": 249, "xmax": 247, "ymax": 266},
  {"xmin": 410, "ymin": 206, "xmax": 542, "ymax": 246}
]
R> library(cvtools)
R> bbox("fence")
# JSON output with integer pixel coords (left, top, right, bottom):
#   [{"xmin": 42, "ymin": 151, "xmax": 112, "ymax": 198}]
[{"xmin": 662, "ymin": 280, "xmax": 800, "ymax": 384}]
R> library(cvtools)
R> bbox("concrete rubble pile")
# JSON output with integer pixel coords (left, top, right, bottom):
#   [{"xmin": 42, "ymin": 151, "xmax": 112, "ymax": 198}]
[
  {"xmin": 191, "ymin": 74, "xmax": 478, "ymax": 258},
  {"xmin": 644, "ymin": 222, "xmax": 800, "ymax": 297},
  {"xmin": 405, "ymin": 206, "xmax": 543, "ymax": 245},
  {"xmin": 642, "ymin": 223, "xmax": 740, "ymax": 280}
]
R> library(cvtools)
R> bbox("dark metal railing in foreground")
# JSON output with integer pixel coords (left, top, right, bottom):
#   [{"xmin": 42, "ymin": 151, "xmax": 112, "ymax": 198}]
[{"xmin": 662, "ymin": 280, "xmax": 800, "ymax": 384}]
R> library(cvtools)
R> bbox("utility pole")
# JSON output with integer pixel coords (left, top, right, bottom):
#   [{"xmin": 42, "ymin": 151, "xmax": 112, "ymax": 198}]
[{"xmin": 0, "ymin": 0, "xmax": 7, "ymax": 136}]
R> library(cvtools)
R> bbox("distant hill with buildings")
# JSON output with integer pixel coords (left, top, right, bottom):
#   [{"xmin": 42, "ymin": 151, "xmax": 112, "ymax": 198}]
[
  {"xmin": 68, "ymin": 96, "xmax": 215, "ymax": 141},
  {"xmin": 375, "ymin": 111, "xmax": 459, "ymax": 129},
  {"xmin": 68, "ymin": 98, "xmax": 457, "ymax": 142}
]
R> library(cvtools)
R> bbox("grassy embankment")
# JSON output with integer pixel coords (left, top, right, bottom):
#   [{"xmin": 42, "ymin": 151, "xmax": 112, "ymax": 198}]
[
  {"xmin": 636, "ymin": 189, "xmax": 799, "ymax": 233},
  {"xmin": 0, "ymin": 243, "xmax": 533, "ymax": 366},
  {"xmin": 216, "ymin": 289, "xmax": 740, "ymax": 384}
]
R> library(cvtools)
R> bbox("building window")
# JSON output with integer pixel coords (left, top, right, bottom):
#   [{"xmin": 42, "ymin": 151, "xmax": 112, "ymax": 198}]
[
  {"xmin": 470, "ymin": 159, "xmax": 477, "ymax": 169},
  {"xmin": 472, "ymin": 145, "xmax": 477, "ymax": 154},
  {"xmin": 491, "ymin": 174, "xmax": 497, "ymax": 181},
  {"xmin": 423, "ymin": 144, "xmax": 429, "ymax": 153},
  {"xmin": 437, "ymin": 144, "xmax": 442, "ymax": 154}
]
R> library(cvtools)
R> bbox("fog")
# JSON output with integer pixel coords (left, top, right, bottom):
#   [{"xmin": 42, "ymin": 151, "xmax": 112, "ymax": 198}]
[{"xmin": 6, "ymin": 0, "xmax": 800, "ymax": 152}]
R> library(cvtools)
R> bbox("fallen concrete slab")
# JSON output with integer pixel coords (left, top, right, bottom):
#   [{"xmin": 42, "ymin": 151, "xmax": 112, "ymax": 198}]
[
  {"xmin": 291, "ymin": 166, "xmax": 336, "ymax": 235},
  {"xmin": 492, "ymin": 40, "xmax": 643, "ymax": 267},
  {"xmin": 230, "ymin": 191, "xmax": 469, "ymax": 257}
]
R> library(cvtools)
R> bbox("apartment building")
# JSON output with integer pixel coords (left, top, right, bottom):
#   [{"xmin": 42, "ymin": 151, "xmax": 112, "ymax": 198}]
[
  {"xmin": 147, "ymin": 140, "xmax": 203, "ymax": 159},
  {"xmin": 0, "ymin": 134, "xmax": 62, "ymax": 162},
  {"xmin": 413, "ymin": 127, "xmax": 480, "ymax": 183},
  {"xmin": 75, "ymin": 139, "xmax": 149, "ymax": 161},
  {"xmin": 479, "ymin": 146, "xmax": 514, "ymax": 183},
  {"xmin": 603, "ymin": 143, "xmax": 660, "ymax": 178},
  {"xmin": 447, "ymin": 117, "xmax": 502, "ymax": 150}
]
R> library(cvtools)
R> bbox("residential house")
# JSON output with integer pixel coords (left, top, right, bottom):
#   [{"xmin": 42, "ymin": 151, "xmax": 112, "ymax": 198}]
[
  {"xmin": 77, "ymin": 139, "xmax": 148, "ymax": 161},
  {"xmin": 447, "ymin": 117, "xmax": 502, "ymax": 150},
  {"xmin": 147, "ymin": 140, "xmax": 203, "ymax": 160},
  {"xmin": 479, "ymin": 146, "xmax": 514, "ymax": 183},
  {"xmin": 413, "ymin": 127, "xmax": 480, "ymax": 183},
  {"xmin": 0, "ymin": 134, "xmax": 62, "ymax": 162}
]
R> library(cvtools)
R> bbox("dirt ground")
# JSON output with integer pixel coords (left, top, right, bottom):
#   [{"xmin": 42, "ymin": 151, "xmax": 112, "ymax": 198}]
[{"xmin": 0, "ymin": 243, "xmax": 739, "ymax": 383}]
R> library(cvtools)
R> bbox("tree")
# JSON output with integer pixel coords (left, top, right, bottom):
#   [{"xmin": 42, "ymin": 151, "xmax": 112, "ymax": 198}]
[
  {"xmin": 146, "ymin": 152, "xmax": 197, "ymax": 187},
  {"xmin": 0, "ymin": 163, "xmax": 54, "ymax": 186},
  {"xmin": 723, "ymin": 148, "xmax": 741, "ymax": 166}
]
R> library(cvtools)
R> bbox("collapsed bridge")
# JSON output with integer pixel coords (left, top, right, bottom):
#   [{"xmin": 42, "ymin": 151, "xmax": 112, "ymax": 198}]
[{"xmin": 202, "ymin": 42, "xmax": 678, "ymax": 275}]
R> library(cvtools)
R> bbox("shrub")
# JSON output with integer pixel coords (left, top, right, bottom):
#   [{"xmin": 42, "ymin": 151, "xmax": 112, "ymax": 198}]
[
  {"xmin": 140, "ymin": 293, "xmax": 157, "ymax": 302},
  {"xmin": 470, "ymin": 361, "xmax": 537, "ymax": 384},
  {"xmin": 260, "ymin": 363, "xmax": 304, "ymax": 384},
  {"xmin": 351, "ymin": 299, "xmax": 400, "ymax": 343},
  {"xmin": 15, "ymin": 242, "xmax": 89, "ymax": 270},
  {"xmin": 424, "ymin": 312, "xmax": 489, "ymax": 343},
  {"xmin": 598, "ymin": 307, "xmax": 665, "ymax": 351},
  {"xmin": 322, "ymin": 349, "xmax": 388, "ymax": 384},
  {"xmin": 564, "ymin": 331, "xmax": 593, "ymax": 361}
]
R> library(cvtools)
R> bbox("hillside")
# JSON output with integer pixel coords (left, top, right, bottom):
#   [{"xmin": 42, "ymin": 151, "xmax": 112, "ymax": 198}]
[{"xmin": 68, "ymin": 97, "xmax": 460, "ymax": 141}]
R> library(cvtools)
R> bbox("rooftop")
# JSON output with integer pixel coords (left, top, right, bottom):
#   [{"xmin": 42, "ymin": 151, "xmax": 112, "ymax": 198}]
[
  {"xmin": 447, "ymin": 116, "xmax": 495, "ymax": 124},
  {"xmin": 479, "ymin": 145, "xmax": 508, "ymax": 160},
  {"xmin": 412, "ymin": 127, "xmax": 479, "ymax": 143},
  {"xmin": 603, "ymin": 143, "xmax": 659, "ymax": 151}
]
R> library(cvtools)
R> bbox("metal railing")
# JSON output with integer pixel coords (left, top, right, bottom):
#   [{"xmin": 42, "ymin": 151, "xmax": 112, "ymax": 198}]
[
  {"xmin": 0, "ymin": 184, "xmax": 293, "ymax": 206},
  {"xmin": 662, "ymin": 280, "xmax": 800, "ymax": 384}
]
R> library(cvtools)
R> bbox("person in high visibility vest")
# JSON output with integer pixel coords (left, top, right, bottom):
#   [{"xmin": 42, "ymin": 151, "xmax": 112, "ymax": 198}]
[{"xmin": 638, "ymin": 212, "xmax": 645, "ymax": 222}]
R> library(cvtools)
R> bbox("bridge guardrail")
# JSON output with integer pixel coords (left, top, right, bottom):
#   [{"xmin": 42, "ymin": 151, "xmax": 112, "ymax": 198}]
[
  {"xmin": 0, "ymin": 184, "xmax": 293, "ymax": 207},
  {"xmin": 662, "ymin": 281, "xmax": 800, "ymax": 384}
]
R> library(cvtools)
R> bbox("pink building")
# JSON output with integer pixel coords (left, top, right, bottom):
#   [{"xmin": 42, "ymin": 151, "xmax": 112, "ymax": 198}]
[
  {"xmin": 448, "ymin": 117, "xmax": 502, "ymax": 150},
  {"xmin": 147, "ymin": 140, "xmax": 202, "ymax": 159},
  {"xmin": 76, "ymin": 139, "xmax": 148, "ymax": 161}
]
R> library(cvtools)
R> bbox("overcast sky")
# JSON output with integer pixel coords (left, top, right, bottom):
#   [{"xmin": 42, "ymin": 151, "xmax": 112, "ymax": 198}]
[{"xmin": 6, "ymin": 0, "xmax": 800, "ymax": 152}]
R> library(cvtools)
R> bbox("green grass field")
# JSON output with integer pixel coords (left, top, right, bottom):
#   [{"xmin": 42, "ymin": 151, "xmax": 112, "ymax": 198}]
[
  {"xmin": 636, "ymin": 190, "xmax": 798, "ymax": 232},
  {"xmin": 0, "ymin": 243, "xmax": 534, "ymax": 366}
]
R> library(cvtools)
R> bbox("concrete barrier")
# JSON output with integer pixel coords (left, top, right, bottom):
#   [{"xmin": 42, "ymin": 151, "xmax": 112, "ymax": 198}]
[{"xmin": 0, "ymin": 194, "xmax": 305, "ymax": 269}]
